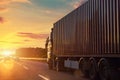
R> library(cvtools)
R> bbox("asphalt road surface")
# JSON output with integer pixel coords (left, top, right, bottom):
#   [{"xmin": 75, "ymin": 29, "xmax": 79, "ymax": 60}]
[{"xmin": 0, "ymin": 59, "xmax": 89, "ymax": 80}]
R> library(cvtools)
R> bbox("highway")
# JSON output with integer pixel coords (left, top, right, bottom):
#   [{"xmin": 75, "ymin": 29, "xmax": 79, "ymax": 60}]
[{"xmin": 0, "ymin": 58, "xmax": 88, "ymax": 80}]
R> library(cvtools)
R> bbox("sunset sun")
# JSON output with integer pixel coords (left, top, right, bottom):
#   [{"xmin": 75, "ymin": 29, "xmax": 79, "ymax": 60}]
[{"xmin": 2, "ymin": 50, "xmax": 14, "ymax": 57}]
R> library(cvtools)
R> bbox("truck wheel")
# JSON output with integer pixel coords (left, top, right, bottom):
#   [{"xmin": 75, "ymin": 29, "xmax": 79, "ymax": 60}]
[
  {"xmin": 79, "ymin": 58, "xmax": 84, "ymax": 73},
  {"xmin": 48, "ymin": 63, "xmax": 53, "ymax": 70},
  {"xmin": 48, "ymin": 60, "xmax": 53, "ymax": 70},
  {"xmin": 79, "ymin": 58, "xmax": 88, "ymax": 77},
  {"xmin": 98, "ymin": 58, "xmax": 111, "ymax": 80},
  {"xmin": 89, "ymin": 58, "xmax": 98, "ymax": 80},
  {"xmin": 56, "ymin": 60, "xmax": 60, "ymax": 71},
  {"xmin": 56, "ymin": 58, "xmax": 65, "ymax": 72}
]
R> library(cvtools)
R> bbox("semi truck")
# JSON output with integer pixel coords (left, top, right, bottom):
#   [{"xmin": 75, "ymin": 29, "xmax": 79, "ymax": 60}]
[{"xmin": 46, "ymin": 0, "xmax": 120, "ymax": 80}]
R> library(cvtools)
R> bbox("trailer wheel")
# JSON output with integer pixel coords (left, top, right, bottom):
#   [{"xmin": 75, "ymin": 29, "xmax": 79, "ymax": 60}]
[
  {"xmin": 98, "ymin": 58, "xmax": 111, "ymax": 80},
  {"xmin": 89, "ymin": 58, "xmax": 98, "ymax": 80},
  {"xmin": 48, "ymin": 59, "xmax": 53, "ymax": 70},
  {"xmin": 79, "ymin": 58, "xmax": 88, "ymax": 77},
  {"xmin": 56, "ymin": 60, "xmax": 60, "ymax": 71},
  {"xmin": 56, "ymin": 58, "xmax": 64, "ymax": 72}
]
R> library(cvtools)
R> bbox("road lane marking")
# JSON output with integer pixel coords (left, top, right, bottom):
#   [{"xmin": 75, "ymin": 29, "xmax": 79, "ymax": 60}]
[
  {"xmin": 23, "ymin": 65, "xmax": 29, "ymax": 70},
  {"xmin": 38, "ymin": 74, "xmax": 50, "ymax": 80},
  {"xmin": 14, "ymin": 61, "xmax": 21, "ymax": 65},
  {"xmin": 15, "ymin": 62, "xmax": 22, "ymax": 66},
  {"xmin": 14, "ymin": 61, "xmax": 30, "ymax": 70}
]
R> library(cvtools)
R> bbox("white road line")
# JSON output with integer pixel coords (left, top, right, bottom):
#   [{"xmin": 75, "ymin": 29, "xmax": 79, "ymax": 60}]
[
  {"xmin": 14, "ymin": 62, "xmax": 29, "ymax": 70},
  {"xmin": 38, "ymin": 74, "xmax": 50, "ymax": 80},
  {"xmin": 23, "ymin": 65, "xmax": 29, "ymax": 70},
  {"xmin": 16, "ymin": 62, "xmax": 22, "ymax": 66}
]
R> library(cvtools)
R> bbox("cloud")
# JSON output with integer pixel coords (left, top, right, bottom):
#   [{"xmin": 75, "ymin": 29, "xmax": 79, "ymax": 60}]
[
  {"xmin": 0, "ymin": 7, "xmax": 9, "ymax": 13},
  {"xmin": 70, "ymin": 0, "xmax": 88, "ymax": 9},
  {"xmin": 0, "ymin": 7, "xmax": 7, "ymax": 11},
  {"xmin": 24, "ymin": 39, "xmax": 31, "ymax": 42},
  {"xmin": 0, "ymin": 0, "xmax": 31, "ymax": 13},
  {"xmin": 0, "ymin": 41, "xmax": 6, "ymax": 43},
  {"xmin": 0, "ymin": 0, "xmax": 31, "ymax": 5},
  {"xmin": 17, "ymin": 32, "xmax": 49, "ymax": 40},
  {"xmin": 0, "ymin": 41, "xmax": 23, "ymax": 44},
  {"xmin": 45, "ymin": 10, "xmax": 52, "ymax": 14},
  {"xmin": 12, "ymin": 0, "xmax": 31, "ymax": 3},
  {"xmin": 0, "ymin": 0, "xmax": 31, "ymax": 23},
  {"xmin": 0, "ymin": 17, "xmax": 5, "ymax": 23},
  {"xmin": 11, "ymin": 41, "xmax": 24, "ymax": 44}
]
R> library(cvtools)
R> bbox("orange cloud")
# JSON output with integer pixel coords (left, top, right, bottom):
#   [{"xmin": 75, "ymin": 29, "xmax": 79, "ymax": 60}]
[
  {"xmin": 0, "ymin": 0, "xmax": 31, "ymax": 5},
  {"xmin": 24, "ymin": 39, "xmax": 31, "ymax": 42},
  {"xmin": 0, "ymin": 7, "xmax": 8, "ymax": 12},
  {"xmin": 0, "ymin": 17, "xmax": 4, "ymax": 23},
  {"xmin": 12, "ymin": 0, "xmax": 31, "ymax": 3},
  {"xmin": 0, "ymin": 0, "xmax": 31, "ymax": 22},
  {"xmin": 0, "ymin": 41, "xmax": 23, "ymax": 44},
  {"xmin": 17, "ymin": 32, "xmax": 49, "ymax": 40}
]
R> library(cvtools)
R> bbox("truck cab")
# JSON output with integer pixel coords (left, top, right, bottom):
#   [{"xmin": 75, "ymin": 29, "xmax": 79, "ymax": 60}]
[{"xmin": 46, "ymin": 29, "xmax": 54, "ymax": 69}]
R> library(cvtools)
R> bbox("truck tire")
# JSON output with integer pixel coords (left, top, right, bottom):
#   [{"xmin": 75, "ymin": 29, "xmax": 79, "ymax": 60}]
[
  {"xmin": 79, "ymin": 58, "xmax": 89, "ymax": 77},
  {"xmin": 56, "ymin": 60, "xmax": 60, "ymax": 71},
  {"xmin": 56, "ymin": 58, "xmax": 64, "ymax": 72},
  {"xmin": 98, "ymin": 58, "xmax": 111, "ymax": 80},
  {"xmin": 89, "ymin": 58, "xmax": 99, "ymax": 80},
  {"xmin": 48, "ymin": 59, "xmax": 53, "ymax": 70}
]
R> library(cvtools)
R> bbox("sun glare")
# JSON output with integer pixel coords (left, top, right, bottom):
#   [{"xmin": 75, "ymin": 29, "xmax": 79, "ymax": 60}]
[{"xmin": 2, "ymin": 50, "xmax": 14, "ymax": 57}]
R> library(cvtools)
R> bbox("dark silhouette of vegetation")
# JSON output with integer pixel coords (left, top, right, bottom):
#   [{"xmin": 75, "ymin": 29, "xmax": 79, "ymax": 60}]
[{"xmin": 15, "ymin": 47, "xmax": 47, "ymax": 58}]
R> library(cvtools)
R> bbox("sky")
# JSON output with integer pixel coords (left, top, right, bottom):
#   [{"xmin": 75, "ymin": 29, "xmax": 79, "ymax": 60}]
[{"xmin": 0, "ymin": 0, "xmax": 87, "ymax": 50}]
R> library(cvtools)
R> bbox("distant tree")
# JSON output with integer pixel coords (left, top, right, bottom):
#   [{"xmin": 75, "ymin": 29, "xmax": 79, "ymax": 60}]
[{"xmin": 15, "ymin": 47, "xmax": 47, "ymax": 58}]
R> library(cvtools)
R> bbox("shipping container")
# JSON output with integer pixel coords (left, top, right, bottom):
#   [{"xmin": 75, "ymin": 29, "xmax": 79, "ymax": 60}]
[{"xmin": 46, "ymin": 0, "xmax": 120, "ymax": 80}]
